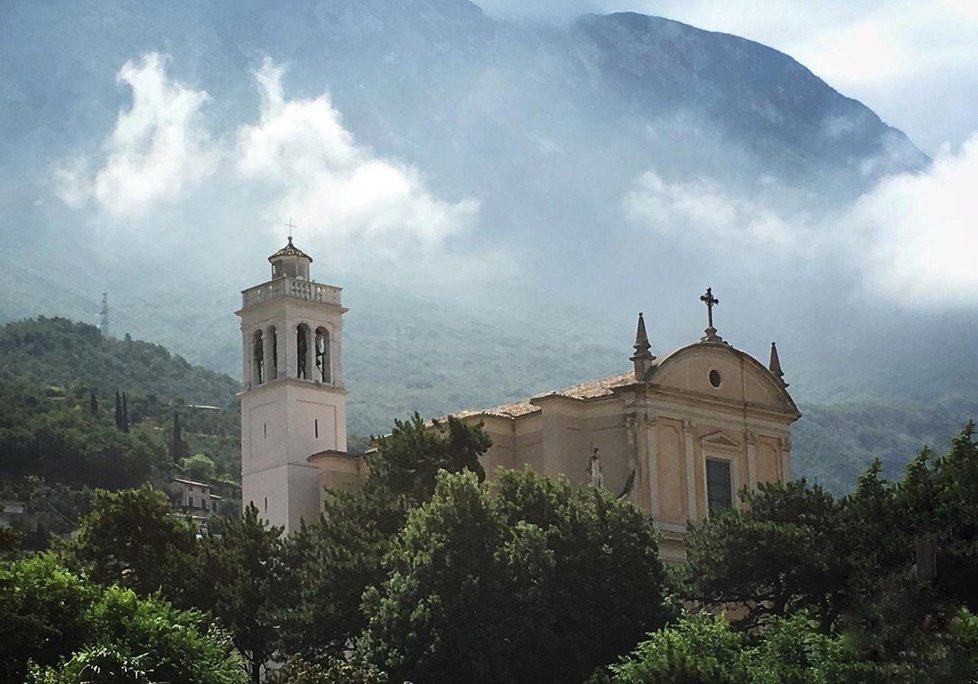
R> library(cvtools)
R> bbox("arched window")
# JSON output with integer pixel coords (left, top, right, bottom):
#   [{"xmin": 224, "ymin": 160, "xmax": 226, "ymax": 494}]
[
  {"xmin": 267, "ymin": 326, "xmax": 278, "ymax": 380},
  {"xmin": 315, "ymin": 327, "xmax": 331, "ymax": 383},
  {"xmin": 252, "ymin": 329, "xmax": 264, "ymax": 385},
  {"xmin": 296, "ymin": 323, "xmax": 310, "ymax": 379}
]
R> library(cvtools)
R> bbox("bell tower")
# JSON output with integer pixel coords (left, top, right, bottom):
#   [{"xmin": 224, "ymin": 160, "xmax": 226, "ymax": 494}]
[{"xmin": 236, "ymin": 236, "xmax": 348, "ymax": 532}]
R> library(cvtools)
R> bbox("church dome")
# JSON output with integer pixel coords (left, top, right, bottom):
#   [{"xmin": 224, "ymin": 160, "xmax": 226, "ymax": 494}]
[
  {"xmin": 268, "ymin": 237, "xmax": 313, "ymax": 280},
  {"xmin": 268, "ymin": 236, "xmax": 313, "ymax": 264}
]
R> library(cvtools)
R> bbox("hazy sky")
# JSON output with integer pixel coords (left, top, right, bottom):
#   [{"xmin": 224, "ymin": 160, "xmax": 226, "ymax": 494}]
[{"xmin": 478, "ymin": 0, "xmax": 978, "ymax": 156}]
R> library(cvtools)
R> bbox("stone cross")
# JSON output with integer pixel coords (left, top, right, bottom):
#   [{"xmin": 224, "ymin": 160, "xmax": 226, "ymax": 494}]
[
  {"xmin": 699, "ymin": 287, "xmax": 723, "ymax": 343},
  {"xmin": 700, "ymin": 287, "xmax": 718, "ymax": 328}
]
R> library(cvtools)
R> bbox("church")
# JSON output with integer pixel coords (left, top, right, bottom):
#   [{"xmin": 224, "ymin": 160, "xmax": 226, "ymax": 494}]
[{"xmin": 237, "ymin": 240, "xmax": 800, "ymax": 562}]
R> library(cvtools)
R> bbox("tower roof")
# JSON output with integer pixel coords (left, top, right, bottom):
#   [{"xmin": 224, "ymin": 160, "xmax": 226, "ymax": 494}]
[
  {"xmin": 268, "ymin": 236, "xmax": 313, "ymax": 263},
  {"xmin": 631, "ymin": 312, "xmax": 655, "ymax": 360}
]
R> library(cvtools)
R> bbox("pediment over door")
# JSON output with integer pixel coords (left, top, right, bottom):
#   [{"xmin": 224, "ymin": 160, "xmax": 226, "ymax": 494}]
[{"xmin": 701, "ymin": 431, "xmax": 740, "ymax": 452}]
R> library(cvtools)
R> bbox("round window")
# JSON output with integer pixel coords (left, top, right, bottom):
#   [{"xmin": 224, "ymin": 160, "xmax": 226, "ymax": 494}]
[{"xmin": 709, "ymin": 370, "xmax": 722, "ymax": 388}]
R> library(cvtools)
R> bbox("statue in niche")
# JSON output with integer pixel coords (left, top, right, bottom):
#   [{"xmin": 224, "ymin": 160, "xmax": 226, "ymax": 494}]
[{"xmin": 587, "ymin": 447, "xmax": 604, "ymax": 488}]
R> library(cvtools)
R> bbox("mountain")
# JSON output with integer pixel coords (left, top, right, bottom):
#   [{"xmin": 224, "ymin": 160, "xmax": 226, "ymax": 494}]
[{"xmin": 0, "ymin": 0, "xmax": 972, "ymax": 491}]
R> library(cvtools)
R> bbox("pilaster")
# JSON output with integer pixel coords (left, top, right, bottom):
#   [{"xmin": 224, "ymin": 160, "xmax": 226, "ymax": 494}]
[
  {"xmin": 683, "ymin": 419, "xmax": 697, "ymax": 521},
  {"xmin": 746, "ymin": 431, "xmax": 758, "ymax": 491}
]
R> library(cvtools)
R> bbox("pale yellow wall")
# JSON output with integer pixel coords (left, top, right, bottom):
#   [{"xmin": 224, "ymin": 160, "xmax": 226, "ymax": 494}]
[{"xmin": 469, "ymin": 342, "xmax": 798, "ymax": 563}]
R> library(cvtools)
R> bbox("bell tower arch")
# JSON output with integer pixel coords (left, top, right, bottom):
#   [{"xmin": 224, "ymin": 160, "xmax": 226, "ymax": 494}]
[{"xmin": 236, "ymin": 236, "xmax": 348, "ymax": 532}]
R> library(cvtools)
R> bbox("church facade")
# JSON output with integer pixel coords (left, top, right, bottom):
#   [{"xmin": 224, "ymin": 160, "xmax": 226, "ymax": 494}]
[{"xmin": 238, "ymin": 242, "xmax": 800, "ymax": 560}]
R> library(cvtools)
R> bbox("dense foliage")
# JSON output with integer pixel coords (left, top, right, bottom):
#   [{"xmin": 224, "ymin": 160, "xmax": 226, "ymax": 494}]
[
  {"xmin": 282, "ymin": 414, "xmax": 491, "ymax": 659},
  {"xmin": 0, "ymin": 317, "xmax": 238, "ymax": 407},
  {"xmin": 0, "ymin": 318, "xmax": 245, "ymax": 544},
  {"xmin": 661, "ymin": 423, "xmax": 978, "ymax": 681},
  {"xmin": 605, "ymin": 610, "xmax": 978, "ymax": 683},
  {"xmin": 0, "ymin": 553, "xmax": 245, "ymax": 683},
  {"xmin": 358, "ymin": 468, "xmax": 670, "ymax": 683},
  {"xmin": 65, "ymin": 485, "xmax": 197, "ymax": 596}
]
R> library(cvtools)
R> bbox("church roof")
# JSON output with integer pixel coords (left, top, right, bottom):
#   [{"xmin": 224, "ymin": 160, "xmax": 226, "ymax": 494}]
[
  {"xmin": 268, "ymin": 237, "xmax": 313, "ymax": 263},
  {"xmin": 456, "ymin": 370, "xmax": 637, "ymax": 419}
]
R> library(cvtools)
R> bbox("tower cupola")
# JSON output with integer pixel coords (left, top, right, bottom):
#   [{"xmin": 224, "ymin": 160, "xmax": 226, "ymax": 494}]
[{"xmin": 269, "ymin": 236, "xmax": 313, "ymax": 280}]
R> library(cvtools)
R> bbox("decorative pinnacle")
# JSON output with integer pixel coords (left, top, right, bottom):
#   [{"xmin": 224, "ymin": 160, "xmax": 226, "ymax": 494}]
[
  {"xmin": 769, "ymin": 341, "xmax": 788, "ymax": 387},
  {"xmin": 631, "ymin": 312, "xmax": 655, "ymax": 360}
]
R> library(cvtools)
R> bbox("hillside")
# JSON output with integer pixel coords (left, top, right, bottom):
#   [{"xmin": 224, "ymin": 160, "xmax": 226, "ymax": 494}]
[
  {"xmin": 0, "ymin": 1, "xmax": 973, "ymax": 497},
  {"xmin": 0, "ymin": 318, "xmax": 243, "ymax": 540},
  {"xmin": 2, "ymin": 316, "xmax": 973, "ymax": 498},
  {"xmin": 0, "ymin": 317, "xmax": 239, "ymax": 408}
]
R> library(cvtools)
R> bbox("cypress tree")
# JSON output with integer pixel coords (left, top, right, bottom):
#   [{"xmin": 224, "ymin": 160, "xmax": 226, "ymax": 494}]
[
  {"xmin": 89, "ymin": 391, "xmax": 98, "ymax": 416},
  {"xmin": 114, "ymin": 390, "xmax": 122, "ymax": 429},
  {"xmin": 121, "ymin": 392, "xmax": 130, "ymax": 433},
  {"xmin": 170, "ymin": 410, "xmax": 187, "ymax": 462}
]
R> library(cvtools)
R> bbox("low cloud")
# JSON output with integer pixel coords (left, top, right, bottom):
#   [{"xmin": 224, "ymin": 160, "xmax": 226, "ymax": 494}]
[
  {"xmin": 853, "ymin": 134, "xmax": 978, "ymax": 307},
  {"xmin": 625, "ymin": 134, "xmax": 978, "ymax": 309},
  {"xmin": 624, "ymin": 172, "xmax": 801, "ymax": 252},
  {"xmin": 235, "ymin": 59, "xmax": 479, "ymax": 255},
  {"xmin": 54, "ymin": 53, "xmax": 218, "ymax": 218}
]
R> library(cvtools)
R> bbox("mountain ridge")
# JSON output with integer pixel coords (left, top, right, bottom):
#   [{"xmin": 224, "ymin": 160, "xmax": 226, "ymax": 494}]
[{"xmin": 2, "ymin": 0, "xmax": 973, "ymax": 496}]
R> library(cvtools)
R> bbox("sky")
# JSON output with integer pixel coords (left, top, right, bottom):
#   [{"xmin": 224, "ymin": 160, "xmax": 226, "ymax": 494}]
[
  {"xmin": 478, "ymin": 0, "xmax": 978, "ymax": 155},
  {"xmin": 29, "ymin": 0, "xmax": 978, "ymax": 325}
]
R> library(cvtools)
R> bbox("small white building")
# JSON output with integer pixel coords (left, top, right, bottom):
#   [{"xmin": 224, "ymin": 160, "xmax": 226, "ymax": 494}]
[
  {"xmin": 0, "ymin": 499, "xmax": 27, "ymax": 529},
  {"xmin": 167, "ymin": 478, "xmax": 222, "ymax": 535}
]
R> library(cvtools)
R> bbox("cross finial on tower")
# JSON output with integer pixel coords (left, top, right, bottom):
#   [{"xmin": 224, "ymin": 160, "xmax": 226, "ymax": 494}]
[
  {"xmin": 699, "ymin": 287, "xmax": 723, "ymax": 343},
  {"xmin": 285, "ymin": 218, "xmax": 296, "ymax": 243}
]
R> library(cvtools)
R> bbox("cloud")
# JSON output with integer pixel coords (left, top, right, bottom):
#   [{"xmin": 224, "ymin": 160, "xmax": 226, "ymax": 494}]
[
  {"xmin": 625, "ymin": 132, "xmax": 978, "ymax": 309},
  {"xmin": 852, "ymin": 134, "xmax": 978, "ymax": 307},
  {"xmin": 624, "ymin": 172, "xmax": 801, "ymax": 252},
  {"xmin": 54, "ymin": 53, "xmax": 218, "ymax": 218},
  {"xmin": 235, "ymin": 59, "xmax": 479, "ymax": 255}
]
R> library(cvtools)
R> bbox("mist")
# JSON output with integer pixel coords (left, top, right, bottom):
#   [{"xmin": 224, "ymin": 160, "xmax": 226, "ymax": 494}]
[{"xmin": 2, "ymin": 0, "xmax": 976, "ymax": 435}]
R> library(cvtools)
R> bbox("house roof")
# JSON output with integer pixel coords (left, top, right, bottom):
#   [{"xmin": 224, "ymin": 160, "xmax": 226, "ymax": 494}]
[
  {"xmin": 171, "ymin": 477, "xmax": 213, "ymax": 488},
  {"xmin": 456, "ymin": 370, "xmax": 637, "ymax": 419}
]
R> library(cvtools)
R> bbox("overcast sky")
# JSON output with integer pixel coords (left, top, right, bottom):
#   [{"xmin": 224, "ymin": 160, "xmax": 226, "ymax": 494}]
[{"xmin": 478, "ymin": 0, "xmax": 978, "ymax": 156}]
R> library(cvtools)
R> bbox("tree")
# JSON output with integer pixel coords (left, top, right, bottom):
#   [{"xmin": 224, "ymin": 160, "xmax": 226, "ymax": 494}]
[
  {"xmin": 182, "ymin": 453, "xmax": 216, "ymax": 482},
  {"xmin": 283, "ymin": 414, "xmax": 491, "ymax": 660},
  {"xmin": 605, "ymin": 609, "xmax": 978, "ymax": 684},
  {"xmin": 0, "ymin": 553, "xmax": 97, "ymax": 681},
  {"xmin": 266, "ymin": 656, "xmax": 388, "ymax": 684},
  {"xmin": 193, "ymin": 504, "xmax": 289, "ymax": 684},
  {"xmin": 357, "ymin": 468, "xmax": 670, "ymax": 683},
  {"xmin": 66, "ymin": 485, "xmax": 197, "ymax": 596},
  {"xmin": 902, "ymin": 422, "xmax": 978, "ymax": 610},
  {"xmin": 605, "ymin": 613, "xmax": 750, "ymax": 684},
  {"xmin": 681, "ymin": 480, "xmax": 852, "ymax": 630},
  {"xmin": 114, "ymin": 390, "xmax": 122, "ymax": 430},
  {"xmin": 1, "ymin": 554, "xmax": 246, "ymax": 684},
  {"xmin": 121, "ymin": 391, "xmax": 129, "ymax": 432},
  {"xmin": 88, "ymin": 391, "xmax": 97, "ymax": 416},
  {"xmin": 170, "ymin": 409, "xmax": 189, "ymax": 462}
]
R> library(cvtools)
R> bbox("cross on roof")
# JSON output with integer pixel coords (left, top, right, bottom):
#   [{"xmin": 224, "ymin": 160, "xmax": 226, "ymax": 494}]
[
  {"xmin": 700, "ymin": 287, "xmax": 719, "ymax": 328},
  {"xmin": 699, "ymin": 287, "xmax": 724, "ymax": 343},
  {"xmin": 285, "ymin": 218, "xmax": 296, "ymax": 242}
]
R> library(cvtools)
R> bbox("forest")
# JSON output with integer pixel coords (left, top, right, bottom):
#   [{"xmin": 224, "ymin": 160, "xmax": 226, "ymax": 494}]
[
  {"xmin": 3, "ymin": 415, "xmax": 978, "ymax": 682},
  {"xmin": 0, "ymin": 317, "xmax": 242, "ymax": 542}
]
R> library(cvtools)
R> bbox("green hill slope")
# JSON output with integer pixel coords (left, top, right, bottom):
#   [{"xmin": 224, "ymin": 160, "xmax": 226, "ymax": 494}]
[{"xmin": 0, "ymin": 316, "xmax": 240, "ymax": 407}]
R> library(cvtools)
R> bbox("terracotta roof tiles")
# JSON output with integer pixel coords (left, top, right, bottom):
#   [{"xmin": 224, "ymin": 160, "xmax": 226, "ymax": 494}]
[{"xmin": 457, "ymin": 370, "xmax": 637, "ymax": 420}]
